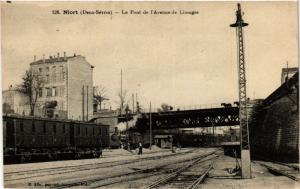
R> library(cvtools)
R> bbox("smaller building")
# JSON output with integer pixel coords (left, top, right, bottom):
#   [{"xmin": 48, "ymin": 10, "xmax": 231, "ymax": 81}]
[
  {"xmin": 281, "ymin": 67, "xmax": 298, "ymax": 84},
  {"xmin": 92, "ymin": 110, "xmax": 120, "ymax": 148},
  {"xmin": 154, "ymin": 135, "xmax": 173, "ymax": 148},
  {"xmin": 2, "ymin": 86, "xmax": 30, "ymax": 116}
]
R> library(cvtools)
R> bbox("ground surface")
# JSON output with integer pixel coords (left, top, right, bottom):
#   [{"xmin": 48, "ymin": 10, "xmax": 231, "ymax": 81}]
[
  {"xmin": 4, "ymin": 147, "xmax": 300, "ymax": 189},
  {"xmin": 203, "ymin": 155, "xmax": 300, "ymax": 189}
]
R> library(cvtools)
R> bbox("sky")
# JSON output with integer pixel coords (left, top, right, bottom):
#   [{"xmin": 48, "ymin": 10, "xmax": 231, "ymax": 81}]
[{"xmin": 1, "ymin": 1, "xmax": 298, "ymax": 110}]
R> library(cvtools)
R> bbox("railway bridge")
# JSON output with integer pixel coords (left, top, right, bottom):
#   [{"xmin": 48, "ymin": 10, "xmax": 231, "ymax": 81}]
[{"xmin": 135, "ymin": 107, "xmax": 239, "ymax": 130}]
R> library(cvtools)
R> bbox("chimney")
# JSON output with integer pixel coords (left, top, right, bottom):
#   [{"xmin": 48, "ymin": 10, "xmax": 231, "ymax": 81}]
[
  {"xmin": 34, "ymin": 55, "xmax": 36, "ymax": 61},
  {"xmin": 64, "ymin": 52, "xmax": 66, "ymax": 59},
  {"xmin": 43, "ymin": 54, "xmax": 45, "ymax": 63},
  {"xmin": 57, "ymin": 52, "xmax": 60, "ymax": 58},
  {"xmin": 74, "ymin": 53, "xmax": 76, "ymax": 57},
  {"xmin": 50, "ymin": 56, "xmax": 52, "ymax": 59}
]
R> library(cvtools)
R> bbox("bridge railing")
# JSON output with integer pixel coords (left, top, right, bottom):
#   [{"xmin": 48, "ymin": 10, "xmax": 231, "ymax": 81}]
[{"xmin": 142, "ymin": 103, "xmax": 234, "ymax": 113}]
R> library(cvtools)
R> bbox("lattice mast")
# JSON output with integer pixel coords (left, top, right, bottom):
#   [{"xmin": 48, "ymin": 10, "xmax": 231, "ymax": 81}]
[{"xmin": 230, "ymin": 3, "xmax": 251, "ymax": 178}]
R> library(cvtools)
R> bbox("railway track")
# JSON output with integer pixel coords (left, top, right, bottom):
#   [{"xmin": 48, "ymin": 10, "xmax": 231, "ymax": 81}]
[
  {"xmin": 254, "ymin": 161, "xmax": 300, "ymax": 182},
  {"xmin": 253, "ymin": 155, "xmax": 299, "ymax": 171},
  {"xmin": 50, "ymin": 149, "xmax": 221, "ymax": 189},
  {"xmin": 5, "ymin": 149, "xmax": 195, "ymax": 182},
  {"xmin": 143, "ymin": 152, "xmax": 219, "ymax": 189}
]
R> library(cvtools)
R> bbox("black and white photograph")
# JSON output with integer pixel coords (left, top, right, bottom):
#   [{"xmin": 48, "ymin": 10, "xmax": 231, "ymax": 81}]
[{"xmin": 1, "ymin": 1, "xmax": 299, "ymax": 188}]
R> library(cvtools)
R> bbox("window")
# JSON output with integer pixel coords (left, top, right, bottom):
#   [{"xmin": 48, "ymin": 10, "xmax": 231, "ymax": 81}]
[
  {"xmin": 45, "ymin": 75, "xmax": 49, "ymax": 83},
  {"xmin": 38, "ymin": 88, "xmax": 43, "ymax": 97},
  {"xmin": 99, "ymin": 128, "xmax": 102, "ymax": 135},
  {"xmin": 62, "ymin": 68, "xmax": 66, "ymax": 81},
  {"xmin": 53, "ymin": 124, "xmax": 56, "ymax": 134},
  {"xmin": 93, "ymin": 127, "xmax": 95, "ymax": 136},
  {"xmin": 39, "ymin": 68, "xmax": 43, "ymax": 72},
  {"xmin": 60, "ymin": 87, "xmax": 65, "ymax": 97},
  {"xmin": 52, "ymin": 73, "xmax": 56, "ymax": 82},
  {"xmin": 46, "ymin": 67, "xmax": 49, "ymax": 72},
  {"xmin": 85, "ymin": 127, "xmax": 88, "ymax": 136},
  {"xmin": 52, "ymin": 87, "xmax": 57, "ymax": 96},
  {"xmin": 59, "ymin": 101, "xmax": 64, "ymax": 110},
  {"xmin": 20, "ymin": 121, "xmax": 24, "ymax": 132},
  {"xmin": 46, "ymin": 88, "xmax": 51, "ymax": 97},
  {"xmin": 32, "ymin": 122, "xmax": 35, "ymax": 132},
  {"xmin": 62, "ymin": 124, "xmax": 65, "ymax": 133},
  {"xmin": 60, "ymin": 66, "xmax": 64, "ymax": 81}
]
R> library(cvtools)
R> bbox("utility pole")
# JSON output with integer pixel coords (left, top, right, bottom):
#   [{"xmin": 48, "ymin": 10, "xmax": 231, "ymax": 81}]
[
  {"xmin": 132, "ymin": 94, "xmax": 135, "ymax": 114},
  {"xmin": 120, "ymin": 69, "xmax": 123, "ymax": 116},
  {"xmin": 125, "ymin": 104, "xmax": 130, "ymax": 151},
  {"xmin": 149, "ymin": 102, "xmax": 152, "ymax": 150},
  {"xmin": 286, "ymin": 61, "xmax": 289, "ymax": 83},
  {"xmin": 212, "ymin": 121, "xmax": 215, "ymax": 146},
  {"xmin": 82, "ymin": 86, "xmax": 85, "ymax": 121},
  {"xmin": 230, "ymin": 3, "xmax": 251, "ymax": 179},
  {"xmin": 86, "ymin": 85, "xmax": 89, "ymax": 121}
]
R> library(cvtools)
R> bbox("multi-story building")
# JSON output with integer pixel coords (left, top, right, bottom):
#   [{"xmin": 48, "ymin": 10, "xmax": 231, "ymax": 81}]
[{"xmin": 30, "ymin": 52, "xmax": 94, "ymax": 121}]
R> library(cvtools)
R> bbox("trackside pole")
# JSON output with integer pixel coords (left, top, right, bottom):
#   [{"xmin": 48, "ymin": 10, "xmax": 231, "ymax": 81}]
[{"xmin": 230, "ymin": 3, "xmax": 252, "ymax": 179}]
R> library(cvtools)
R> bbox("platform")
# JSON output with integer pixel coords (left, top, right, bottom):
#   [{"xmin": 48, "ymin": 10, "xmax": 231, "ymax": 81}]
[{"xmin": 203, "ymin": 153, "xmax": 300, "ymax": 189}]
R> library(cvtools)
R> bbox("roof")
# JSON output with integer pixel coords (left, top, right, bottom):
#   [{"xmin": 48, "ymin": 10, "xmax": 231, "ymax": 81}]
[
  {"xmin": 3, "ymin": 115, "xmax": 109, "ymax": 126},
  {"xmin": 220, "ymin": 142, "xmax": 240, "ymax": 146},
  {"xmin": 154, "ymin": 135, "xmax": 173, "ymax": 139},
  {"xmin": 263, "ymin": 71, "xmax": 298, "ymax": 106},
  {"xmin": 282, "ymin": 67, "xmax": 298, "ymax": 72},
  {"xmin": 30, "ymin": 55, "xmax": 81, "ymax": 65}
]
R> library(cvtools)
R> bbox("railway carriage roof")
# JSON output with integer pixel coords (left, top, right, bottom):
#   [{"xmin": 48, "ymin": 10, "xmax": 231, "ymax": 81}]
[{"xmin": 2, "ymin": 115, "xmax": 109, "ymax": 127}]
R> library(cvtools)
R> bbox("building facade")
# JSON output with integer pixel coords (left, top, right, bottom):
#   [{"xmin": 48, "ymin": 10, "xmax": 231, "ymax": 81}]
[
  {"xmin": 93, "ymin": 110, "xmax": 120, "ymax": 148},
  {"xmin": 2, "ymin": 86, "xmax": 30, "ymax": 115},
  {"xmin": 30, "ymin": 53, "xmax": 94, "ymax": 121}
]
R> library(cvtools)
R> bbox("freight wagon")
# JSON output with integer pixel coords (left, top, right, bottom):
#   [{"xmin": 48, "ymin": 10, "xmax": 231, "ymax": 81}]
[{"xmin": 3, "ymin": 115, "xmax": 109, "ymax": 163}]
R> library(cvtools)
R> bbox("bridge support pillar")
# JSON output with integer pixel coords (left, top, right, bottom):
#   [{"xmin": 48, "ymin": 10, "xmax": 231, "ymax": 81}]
[{"xmin": 241, "ymin": 149, "xmax": 251, "ymax": 178}]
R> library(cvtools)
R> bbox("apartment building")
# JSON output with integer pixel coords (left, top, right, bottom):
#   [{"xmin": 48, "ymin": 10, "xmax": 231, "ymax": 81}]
[{"xmin": 30, "ymin": 52, "xmax": 94, "ymax": 121}]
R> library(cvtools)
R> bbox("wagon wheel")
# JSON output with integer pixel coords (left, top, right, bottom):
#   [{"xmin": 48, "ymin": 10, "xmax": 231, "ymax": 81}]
[
  {"xmin": 25, "ymin": 154, "xmax": 32, "ymax": 162},
  {"xmin": 75, "ymin": 153, "xmax": 81, "ymax": 159},
  {"xmin": 20, "ymin": 155, "xmax": 26, "ymax": 163},
  {"xmin": 48, "ymin": 153, "xmax": 53, "ymax": 161},
  {"xmin": 52, "ymin": 153, "xmax": 58, "ymax": 161},
  {"xmin": 92, "ymin": 151, "xmax": 98, "ymax": 158}
]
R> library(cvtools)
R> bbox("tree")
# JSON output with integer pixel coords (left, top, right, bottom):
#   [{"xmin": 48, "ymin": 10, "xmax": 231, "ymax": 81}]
[
  {"xmin": 94, "ymin": 85, "xmax": 109, "ymax": 111},
  {"xmin": 3, "ymin": 103, "xmax": 14, "ymax": 114},
  {"xmin": 158, "ymin": 103, "xmax": 173, "ymax": 112},
  {"xmin": 17, "ymin": 69, "xmax": 44, "ymax": 116},
  {"xmin": 117, "ymin": 89, "xmax": 128, "ymax": 114}
]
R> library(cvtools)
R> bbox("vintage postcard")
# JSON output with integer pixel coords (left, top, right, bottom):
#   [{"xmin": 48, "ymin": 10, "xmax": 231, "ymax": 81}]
[{"xmin": 1, "ymin": 1, "xmax": 299, "ymax": 188}]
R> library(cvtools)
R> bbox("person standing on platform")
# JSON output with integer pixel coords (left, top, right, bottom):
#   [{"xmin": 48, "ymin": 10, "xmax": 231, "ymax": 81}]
[{"xmin": 138, "ymin": 142, "xmax": 143, "ymax": 155}]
